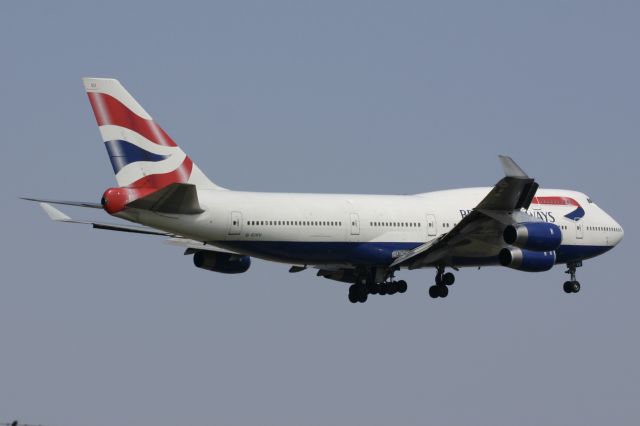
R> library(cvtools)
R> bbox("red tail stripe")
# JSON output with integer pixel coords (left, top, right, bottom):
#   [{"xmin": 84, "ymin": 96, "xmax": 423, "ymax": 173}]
[
  {"xmin": 532, "ymin": 196, "xmax": 580, "ymax": 207},
  {"xmin": 126, "ymin": 157, "xmax": 193, "ymax": 189},
  {"xmin": 87, "ymin": 92, "xmax": 177, "ymax": 147}
]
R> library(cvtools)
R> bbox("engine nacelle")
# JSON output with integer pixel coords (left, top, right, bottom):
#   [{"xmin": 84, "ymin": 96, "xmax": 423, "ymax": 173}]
[
  {"xmin": 499, "ymin": 247, "xmax": 556, "ymax": 272},
  {"xmin": 503, "ymin": 222, "xmax": 562, "ymax": 251},
  {"xmin": 193, "ymin": 250, "xmax": 251, "ymax": 274}
]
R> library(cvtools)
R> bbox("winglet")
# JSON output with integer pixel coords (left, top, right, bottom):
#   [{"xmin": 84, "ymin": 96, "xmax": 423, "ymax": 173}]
[
  {"xmin": 40, "ymin": 203, "xmax": 72, "ymax": 222},
  {"xmin": 499, "ymin": 155, "xmax": 529, "ymax": 178}
]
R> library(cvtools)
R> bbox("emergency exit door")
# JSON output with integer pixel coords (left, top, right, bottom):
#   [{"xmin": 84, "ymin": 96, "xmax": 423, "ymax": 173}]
[
  {"xmin": 350, "ymin": 213, "xmax": 360, "ymax": 235},
  {"xmin": 426, "ymin": 214, "xmax": 437, "ymax": 237},
  {"xmin": 229, "ymin": 211, "xmax": 243, "ymax": 235}
]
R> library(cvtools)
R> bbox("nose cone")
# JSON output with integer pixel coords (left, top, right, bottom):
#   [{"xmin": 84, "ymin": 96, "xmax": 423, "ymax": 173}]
[
  {"xmin": 610, "ymin": 218, "xmax": 624, "ymax": 246},
  {"xmin": 616, "ymin": 222, "xmax": 625, "ymax": 245}
]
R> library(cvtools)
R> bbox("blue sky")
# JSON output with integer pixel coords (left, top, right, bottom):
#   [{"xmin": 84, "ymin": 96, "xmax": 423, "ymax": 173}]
[{"xmin": 1, "ymin": 1, "xmax": 639, "ymax": 425}]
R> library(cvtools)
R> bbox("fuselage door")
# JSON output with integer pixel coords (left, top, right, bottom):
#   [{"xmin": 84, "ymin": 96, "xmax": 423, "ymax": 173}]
[
  {"xmin": 576, "ymin": 221, "xmax": 584, "ymax": 239},
  {"xmin": 229, "ymin": 211, "xmax": 243, "ymax": 235},
  {"xmin": 350, "ymin": 213, "xmax": 360, "ymax": 235},
  {"xmin": 426, "ymin": 214, "xmax": 437, "ymax": 237}
]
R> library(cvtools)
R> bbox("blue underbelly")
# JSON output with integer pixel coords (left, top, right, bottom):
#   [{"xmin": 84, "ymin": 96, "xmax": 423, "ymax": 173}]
[
  {"xmin": 555, "ymin": 244, "xmax": 613, "ymax": 263},
  {"xmin": 221, "ymin": 241, "xmax": 421, "ymax": 265},
  {"xmin": 218, "ymin": 240, "xmax": 613, "ymax": 267}
]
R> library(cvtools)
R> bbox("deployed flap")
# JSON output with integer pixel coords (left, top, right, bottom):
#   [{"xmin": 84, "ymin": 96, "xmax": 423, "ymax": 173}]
[{"xmin": 126, "ymin": 183, "xmax": 204, "ymax": 214}]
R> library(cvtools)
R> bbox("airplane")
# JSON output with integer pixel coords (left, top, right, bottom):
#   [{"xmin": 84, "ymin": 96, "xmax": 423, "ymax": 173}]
[{"xmin": 23, "ymin": 78, "xmax": 624, "ymax": 303}]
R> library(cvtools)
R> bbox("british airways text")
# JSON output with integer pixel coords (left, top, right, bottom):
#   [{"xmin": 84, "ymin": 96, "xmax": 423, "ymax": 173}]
[{"xmin": 459, "ymin": 209, "xmax": 556, "ymax": 222}]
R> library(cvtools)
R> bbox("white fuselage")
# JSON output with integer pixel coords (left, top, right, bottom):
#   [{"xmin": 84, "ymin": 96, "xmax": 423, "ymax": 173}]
[{"xmin": 121, "ymin": 187, "xmax": 623, "ymax": 268}]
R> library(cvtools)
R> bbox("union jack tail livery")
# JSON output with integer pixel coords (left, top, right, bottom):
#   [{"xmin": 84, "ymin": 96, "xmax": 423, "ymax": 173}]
[{"xmin": 83, "ymin": 78, "xmax": 222, "ymax": 191}]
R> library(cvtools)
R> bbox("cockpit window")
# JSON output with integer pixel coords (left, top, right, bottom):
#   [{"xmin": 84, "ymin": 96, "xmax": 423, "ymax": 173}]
[{"xmin": 587, "ymin": 198, "xmax": 594, "ymax": 204}]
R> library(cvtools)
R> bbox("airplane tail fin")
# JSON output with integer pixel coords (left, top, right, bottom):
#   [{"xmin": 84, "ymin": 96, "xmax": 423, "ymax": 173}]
[{"xmin": 83, "ymin": 77, "xmax": 224, "ymax": 191}]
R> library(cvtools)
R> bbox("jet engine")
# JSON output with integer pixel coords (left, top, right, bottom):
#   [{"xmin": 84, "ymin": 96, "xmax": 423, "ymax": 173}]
[
  {"xmin": 503, "ymin": 222, "xmax": 562, "ymax": 251},
  {"xmin": 193, "ymin": 250, "xmax": 251, "ymax": 274},
  {"xmin": 499, "ymin": 247, "xmax": 556, "ymax": 272}
]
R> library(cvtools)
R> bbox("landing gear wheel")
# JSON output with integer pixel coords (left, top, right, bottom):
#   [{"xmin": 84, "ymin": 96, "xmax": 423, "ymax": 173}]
[
  {"xmin": 397, "ymin": 280, "xmax": 408, "ymax": 293},
  {"xmin": 571, "ymin": 281, "xmax": 581, "ymax": 293},
  {"xmin": 348, "ymin": 284, "xmax": 368, "ymax": 303},
  {"xmin": 562, "ymin": 280, "xmax": 581, "ymax": 294},
  {"xmin": 367, "ymin": 282, "xmax": 378, "ymax": 295},
  {"xmin": 438, "ymin": 285, "xmax": 449, "ymax": 298},
  {"xmin": 432, "ymin": 266, "xmax": 452, "ymax": 298},
  {"xmin": 387, "ymin": 282, "xmax": 398, "ymax": 295},
  {"xmin": 442, "ymin": 272, "xmax": 455, "ymax": 286},
  {"xmin": 564, "ymin": 262, "xmax": 582, "ymax": 294},
  {"xmin": 429, "ymin": 285, "xmax": 439, "ymax": 299}
]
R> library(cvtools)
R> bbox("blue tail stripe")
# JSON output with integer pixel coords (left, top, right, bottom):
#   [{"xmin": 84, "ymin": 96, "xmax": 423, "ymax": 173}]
[{"xmin": 104, "ymin": 140, "xmax": 169, "ymax": 173}]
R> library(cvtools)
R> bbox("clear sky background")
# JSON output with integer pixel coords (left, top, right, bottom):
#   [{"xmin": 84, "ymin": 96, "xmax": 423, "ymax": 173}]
[{"xmin": 1, "ymin": 1, "xmax": 639, "ymax": 425}]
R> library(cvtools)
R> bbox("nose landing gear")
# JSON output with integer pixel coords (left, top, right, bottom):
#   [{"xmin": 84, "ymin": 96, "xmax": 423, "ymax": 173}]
[{"xmin": 563, "ymin": 261, "xmax": 582, "ymax": 294}]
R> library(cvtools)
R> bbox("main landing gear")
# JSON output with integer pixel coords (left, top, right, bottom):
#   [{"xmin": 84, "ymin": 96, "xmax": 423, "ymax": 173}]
[
  {"xmin": 429, "ymin": 266, "xmax": 455, "ymax": 299},
  {"xmin": 563, "ymin": 261, "xmax": 582, "ymax": 294},
  {"xmin": 348, "ymin": 279, "xmax": 408, "ymax": 303}
]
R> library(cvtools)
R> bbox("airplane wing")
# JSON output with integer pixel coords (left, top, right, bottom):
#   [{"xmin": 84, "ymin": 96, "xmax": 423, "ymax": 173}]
[
  {"xmin": 37, "ymin": 202, "xmax": 173, "ymax": 236},
  {"xmin": 390, "ymin": 156, "xmax": 540, "ymax": 270}
]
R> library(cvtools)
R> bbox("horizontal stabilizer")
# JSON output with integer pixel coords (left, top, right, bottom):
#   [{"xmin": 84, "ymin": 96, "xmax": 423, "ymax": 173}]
[
  {"xmin": 21, "ymin": 197, "xmax": 102, "ymax": 209},
  {"xmin": 126, "ymin": 183, "xmax": 204, "ymax": 214},
  {"xmin": 40, "ymin": 202, "xmax": 72, "ymax": 221},
  {"xmin": 37, "ymin": 203, "xmax": 171, "ymax": 236}
]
